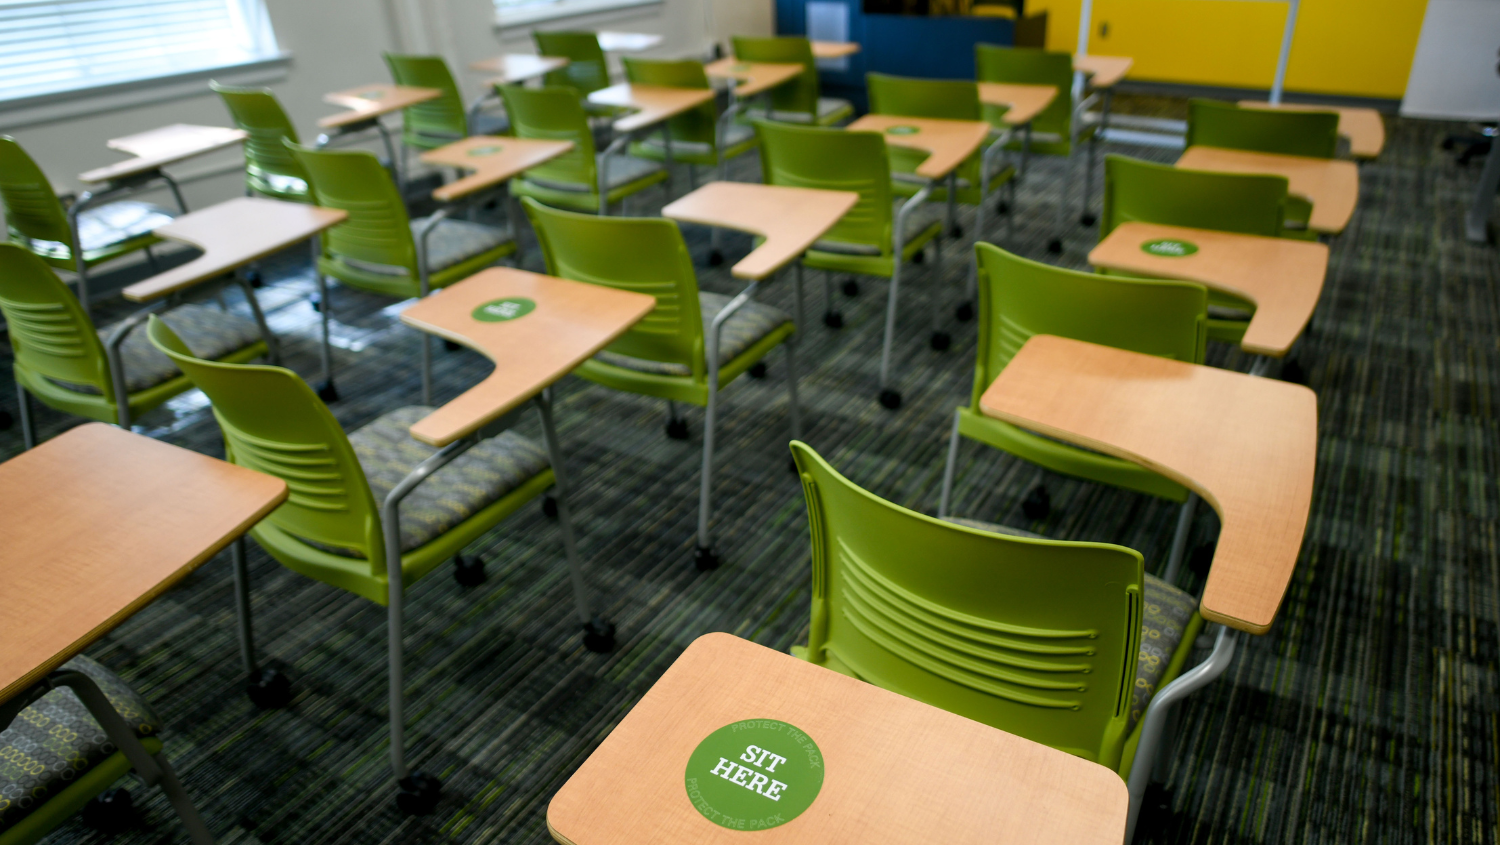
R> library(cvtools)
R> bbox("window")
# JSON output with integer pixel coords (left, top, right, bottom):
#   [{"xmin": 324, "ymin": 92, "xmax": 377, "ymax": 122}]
[
  {"xmin": 0, "ymin": 0, "xmax": 281, "ymax": 103},
  {"xmin": 493, "ymin": 0, "xmax": 661, "ymax": 28}
]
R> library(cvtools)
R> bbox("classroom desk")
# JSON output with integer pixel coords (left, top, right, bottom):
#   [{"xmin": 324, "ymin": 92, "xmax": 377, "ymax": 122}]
[
  {"xmin": 318, "ymin": 84, "xmax": 443, "ymax": 188},
  {"xmin": 80, "ymin": 124, "xmax": 248, "ymax": 187},
  {"xmin": 811, "ymin": 40, "xmax": 861, "ymax": 59},
  {"xmin": 1176, "ymin": 146, "xmax": 1359, "ymax": 235},
  {"xmin": 977, "ymin": 82, "xmax": 1058, "ymax": 127},
  {"xmin": 588, "ymin": 83, "xmax": 716, "ymax": 134},
  {"xmin": 846, "ymin": 114, "xmax": 990, "ymax": 181},
  {"xmin": 548, "ymin": 632, "xmax": 1128, "ymax": 845},
  {"xmin": 1088, "ymin": 221, "xmax": 1329, "ymax": 358},
  {"xmin": 420, "ymin": 136, "xmax": 575, "ymax": 202},
  {"xmin": 979, "ymin": 334, "xmax": 1317, "ymax": 635},
  {"xmin": 662, "ymin": 181, "xmax": 859, "ymax": 281},
  {"xmin": 597, "ymin": 31, "xmax": 663, "ymax": 52},
  {"xmin": 1075, "ymin": 54, "xmax": 1132, "ymax": 88},
  {"xmin": 469, "ymin": 53, "xmax": 568, "ymax": 83},
  {"xmin": 704, "ymin": 58, "xmax": 804, "ymax": 98},
  {"xmin": 1237, "ymin": 101, "xmax": 1386, "ymax": 159}
]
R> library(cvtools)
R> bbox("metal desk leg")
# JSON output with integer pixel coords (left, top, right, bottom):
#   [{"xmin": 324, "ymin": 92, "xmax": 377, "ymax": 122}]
[{"xmin": 1466, "ymin": 140, "xmax": 1500, "ymax": 243}]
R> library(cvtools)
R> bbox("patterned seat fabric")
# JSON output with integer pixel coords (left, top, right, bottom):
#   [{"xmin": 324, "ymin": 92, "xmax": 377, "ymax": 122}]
[
  {"xmin": 639, "ymin": 123, "xmax": 756, "ymax": 157},
  {"xmin": 942, "ymin": 516, "xmax": 1197, "ymax": 730},
  {"xmin": 0, "ymin": 655, "xmax": 160, "ymax": 835},
  {"xmin": 344, "ymin": 406, "xmax": 550, "ymax": 554},
  {"xmin": 50, "ymin": 304, "xmax": 264, "ymax": 395},
  {"xmin": 20, "ymin": 201, "xmax": 174, "ymax": 260},
  {"xmin": 769, "ymin": 97, "xmax": 854, "ymax": 124},
  {"xmin": 411, "ymin": 218, "xmax": 513, "ymax": 274},
  {"xmin": 526, "ymin": 154, "xmax": 665, "ymax": 194},
  {"xmin": 812, "ymin": 200, "xmax": 944, "ymax": 256},
  {"xmin": 595, "ymin": 291, "xmax": 791, "ymax": 377}
]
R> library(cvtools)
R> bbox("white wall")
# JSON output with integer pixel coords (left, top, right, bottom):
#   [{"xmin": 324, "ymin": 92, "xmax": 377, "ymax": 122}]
[{"xmin": 1401, "ymin": 0, "xmax": 1500, "ymax": 120}]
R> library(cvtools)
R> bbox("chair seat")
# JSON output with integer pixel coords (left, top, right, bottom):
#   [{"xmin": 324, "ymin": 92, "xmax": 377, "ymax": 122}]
[
  {"xmin": 0, "ymin": 655, "xmax": 160, "ymax": 836},
  {"xmin": 348, "ymin": 406, "xmax": 551, "ymax": 553},
  {"xmin": 812, "ymin": 200, "xmax": 944, "ymax": 256},
  {"xmin": 639, "ymin": 122, "xmax": 756, "ymax": 157},
  {"xmin": 527, "ymin": 154, "xmax": 666, "ymax": 195},
  {"xmin": 50, "ymin": 304, "xmax": 264, "ymax": 395},
  {"xmin": 769, "ymin": 97, "xmax": 854, "ymax": 125},
  {"xmin": 471, "ymin": 112, "xmax": 511, "ymax": 136},
  {"xmin": 595, "ymin": 292, "xmax": 791, "ymax": 377},
  {"xmin": 259, "ymin": 172, "xmax": 309, "ymax": 196},
  {"xmin": 410, "ymin": 218, "xmax": 514, "ymax": 274},
  {"xmin": 21, "ymin": 201, "xmax": 174, "ymax": 261}
]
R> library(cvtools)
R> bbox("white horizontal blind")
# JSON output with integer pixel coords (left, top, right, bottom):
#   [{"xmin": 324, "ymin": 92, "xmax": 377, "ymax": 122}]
[
  {"xmin": 495, "ymin": 0, "xmax": 558, "ymax": 8},
  {"xmin": 0, "ymin": 0, "xmax": 279, "ymax": 102}
]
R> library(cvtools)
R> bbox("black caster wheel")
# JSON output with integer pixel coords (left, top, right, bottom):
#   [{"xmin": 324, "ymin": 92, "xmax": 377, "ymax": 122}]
[
  {"xmin": 0, "ymin": 409, "xmax": 11, "ymax": 431},
  {"xmin": 309, "ymin": 295, "xmax": 321, "ymax": 313},
  {"xmin": 911, "ymin": 250, "xmax": 925, "ymax": 265},
  {"xmin": 245, "ymin": 269, "xmax": 264, "ymax": 289},
  {"xmin": 1135, "ymin": 782, "xmax": 1177, "ymax": 837},
  {"xmin": 1022, "ymin": 484, "xmax": 1051, "ymax": 520},
  {"xmin": 955, "ymin": 301, "xmax": 974, "ymax": 322},
  {"xmin": 1281, "ymin": 359, "xmax": 1307, "ymax": 384},
  {"xmin": 1441, "ymin": 137, "xmax": 1456, "ymax": 151},
  {"xmin": 708, "ymin": 249, "xmax": 725, "ymax": 266},
  {"xmin": 1047, "ymin": 238, "xmax": 1063, "ymax": 255},
  {"xmin": 396, "ymin": 772, "xmax": 442, "ymax": 815},
  {"xmin": 665, "ymin": 418, "xmax": 689, "ymax": 440},
  {"xmin": 749, "ymin": 362, "xmax": 768, "ymax": 379},
  {"xmin": 949, "ymin": 224, "xmax": 964, "ymax": 239},
  {"xmin": 996, "ymin": 200, "xmax": 1009, "ymax": 215},
  {"xmin": 317, "ymin": 381, "xmax": 340, "ymax": 403},
  {"xmin": 542, "ymin": 495, "xmax": 559, "ymax": 518},
  {"xmin": 454, "ymin": 553, "xmax": 486, "ymax": 587},
  {"xmin": 1080, "ymin": 212, "xmax": 1097, "ymax": 227},
  {"xmin": 694, "ymin": 545, "xmax": 720, "ymax": 571},
  {"xmin": 823, "ymin": 310, "xmax": 844, "ymax": 329},
  {"xmin": 930, "ymin": 331, "xmax": 951, "ymax": 351},
  {"xmin": 788, "ymin": 457, "xmax": 799, "ymax": 474},
  {"xmin": 246, "ymin": 667, "xmax": 292, "ymax": 709},
  {"xmin": 82, "ymin": 787, "xmax": 134, "ymax": 833},
  {"xmin": 842, "ymin": 279, "xmax": 860, "ymax": 297},
  {"xmin": 1189, "ymin": 541, "xmax": 1216, "ymax": 575},
  {"xmin": 878, "ymin": 389, "xmax": 902, "ymax": 410},
  {"xmin": 582, "ymin": 616, "xmax": 616, "ymax": 652},
  {"xmin": 443, "ymin": 339, "xmax": 462, "ymax": 352}
]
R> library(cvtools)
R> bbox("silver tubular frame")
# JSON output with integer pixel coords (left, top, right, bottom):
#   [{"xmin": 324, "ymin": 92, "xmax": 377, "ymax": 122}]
[
  {"xmin": 698, "ymin": 281, "xmax": 758, "ymax": 551},
  {"xmin": 414, "ymin": 208, "xmax": 452, "ymax": 406},
  {"xmin": 938, "ymin": 409, "xmax": 964, "ymax": 518},
  {"xmin": 879, "ymin": 185, "xmax": 934, "ymax": 392},
  {"xmin": 535, "ymin": 387, "xmax": 601, "ymax": 625},
  {"xmin": 16, "ymin": 382, "xmax": 35, "ymax": 450},
  {"xmin": 65, "ymin": 170, "xmax": 191, "ymax": 314},
  {"xmin": 234, "ymin": 273, "xmax": 280, "ymax": 366},
  {"xmin": 1161, "ymin": 493, "xmax": 1199, "ymax": 584},
  {"xmin": 103, "ymin": 302, "xmax": 168, "ymax": 432},
  {"xmin": 597, "ymin": 134, "xmax": 631, "ymax": 216},
  {"xmin": 968, "ymin": 129, "xmax": 1015, "ymax": 305},
  {"xmin": 230, "ymin": 537, "xmax": 260, "ymax": 678}
]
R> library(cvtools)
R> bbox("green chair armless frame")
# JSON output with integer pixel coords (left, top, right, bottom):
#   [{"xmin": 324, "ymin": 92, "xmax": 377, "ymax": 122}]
[
  {"xmin": 1100, "ymin": 154, "xmax": 1291, "ymax": 347},
  {"xmin": 0, "ymin": 136, "xmax": 175, "ymax": 314},
  {"xmin": 210, "ymin": 82, "xmax": 311, "ymax": 202},
  {"xmin": 383, "ymin": 53, "xmax": 470, "ymax": 155},
  {"xmin": 287, "ymin": 141, "xmax": 517, "ymax": 404},
  {"xmin": 792, "ymin": 439, "xmax": 1233, "ymax": 843},
  {"xmin": 755, "ymin": 119, "xmax": 947, "ymax": 410},
  {"xmin": 144, "ymin": 315, "xmax": 611, "ymax": 812},
  {"xmin": 0, "ymin": 243, "xmax": 268, "ymax": 449},
  {"xmin": 497, "ymin": 83, "xmax": 667, "ymax": 215},
  {"xmin": 730, "ymin": 36, "xmax": 853, "ymax": 126},
  {"xmin": 620, "ymin": 57, "xmax": 759, "ymax": 183},
  {"xmin": 532, "ymin": 30, "xmax": 619, "ymax": 117},
  {"xmin": 522, "ymin": 197, "xmax": 801, "ymax": 571}
]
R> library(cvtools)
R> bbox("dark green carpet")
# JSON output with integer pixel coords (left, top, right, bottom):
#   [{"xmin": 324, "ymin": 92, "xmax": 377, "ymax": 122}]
[{"xmin": 3, "ymin": 97, "xmax": 1496, "ymax": 844}]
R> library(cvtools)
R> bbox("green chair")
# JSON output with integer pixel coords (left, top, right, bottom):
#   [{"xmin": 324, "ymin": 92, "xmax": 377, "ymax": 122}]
[
  {"xmin": 1185, "ymin": 99, "xmax": 1339, "ymax": 237},
  {"xmin": 0, "ymin": 243, "xmax": 268, "ymax": 449},
  {"xmin": 383, "ymin": 54, "xmax": 508, "ymax": 153},
  {"xmin": 287, "ymin": 141, "xmax": 518, "ymax": 404},
  {"xmin": 0, "ymin": 136, "xmax": 176, "ymax": 313},
  {"xmin": 0, "ymin": 656, "xmax": 213, "ymax": 845},
  {"xmin": 498, "ymin": 83, "xmax": 668, "ymax": 215},
  {"xmin": 790, "ymin": 439, "xmax": 1236, "ymax": 843},
  {"xmin": 522, "ymin": 197, "xmax": 801, "ymax": 571},
  {"xmin": 532, "ymin": 31, "xmax": 617, "ymax": 117},
  {"xmin": 211, "ymin": 82, "xmax": 311, "ymax": 202},
  {"xmin": 1100, "ymin": 154, "xmax": 1290, "ymax": 348},
  {"xmin": 730, "ymin": 36, "xmax": 853, "ymax": 126},
  {"xmin": 621, "ymin": 57, "xmax": 759, "ymax": 185},
  {"xmin": 938, "ymin": 242, "xmax": 1208, "ymax": 581},
  {"xmin": 144, "ymin": 314, "xmax": 613, "ymax": 814},
  {"xmin": 755, "ymin": 119, "xmax": 947, "ymax": 410}
]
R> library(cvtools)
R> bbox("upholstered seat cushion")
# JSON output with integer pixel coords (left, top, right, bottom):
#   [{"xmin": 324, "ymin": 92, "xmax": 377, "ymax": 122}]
[
  {"xmin": 21, "ymin": 201, "xmax": 175, "ymax": 261},
  {"xmin": 410, "ymin": 218, "xmax": 513, "ymax": 274},
  {"xmin": 50, "ymin": 304, "xmax": 263, "ymax": 395},
  {"xmin": 594, "ymin": 291, "xmax": 791, "ymax": 377},
  {"xmin": 769, "ymin": 97, "xmax": 854, "ymax": 124},
  {"xmin": 346, "ymin": 406, "xmax": 550, "ymax": 553},
  {"xmin": 639, "ymin": 122, "xmax": 756, "ymax": 157},
  {"xmin": 526, "ymin": 154, "xmax": 666, "ymax": 194},
  {"xmin": 811, "ymin": 200, "xmax": 944, "ymax": 256},
  {"xmin": 0, "ymin": 655, "xmax": 160, "ymax": 835}
]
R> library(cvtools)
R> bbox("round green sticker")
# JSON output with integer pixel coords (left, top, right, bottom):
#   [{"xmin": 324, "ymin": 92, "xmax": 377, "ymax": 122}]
[
  {"xmin": 468, "ymin": 144, "xmax": 504, "ymax": 157},
  {"xmin": 1141, "ymin": 238, "xmax": 1198, "ymax": 257},
  {"xmin": 471, "ymin": 297, "xmax": 535, "ymax": 322},
  {"xmin": 357, "ymin": 90, "xmax": 386, "ymax": 100},
  {"xmin": 886, "ymin": 125, "xmax": 920, "ymax": 136},
  {"xmin": 684, "ymin": 719, "xmax": 824, "ymax": 831}
]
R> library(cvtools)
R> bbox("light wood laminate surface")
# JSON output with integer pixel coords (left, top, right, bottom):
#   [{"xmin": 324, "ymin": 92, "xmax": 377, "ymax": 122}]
[
  {"xmin": 811, "ymin": 40, "xmax": 861, "ymax": 59},
  {"xmin": 977, "ymin": 82, "xmax": 1059, "ymax": 126},
  {"xmin": 979, "ymin": 335, "xmax": 1317, "ymax": 635},
  {"xmin": 1237, "ymin": 101, "xmax": 1386, "ymax": 159},
  {"xmin": 123, "ymin": 198, "xmax": 346, "ymax": 302},
  {"xmin": 319, "ymin": 84, "xmax": 443, "ymax": 129},
  {"xmin": 662, "ymin": 182, "xmax": 859, "ymax": 280},
  {"xmin": 548, "ymin": 632, "xmax": 1128, "ymax": 845},
  {"xmin": 1088, "ymin": 221, "xmax": 1329, "ymax": 357},
  {"xmin": 420, "ymin": 136, "xmax": 575, "ymax": 202},
  {"xmin": 1176, "ymin": 146, "xmax": 1359, "ymax": 234},
  {"xmin": 704, "ymin": 58, "xmax": 804, "ymax": 98},
  {"xmin": 399, "ymin": 268, "xmax": 655, "ymax": 447},
  {"xmin": 846, "ymin": 115, "xmax": 991, "ymax": 180},
  {"xmin": 0, "ymin": 424, "xmax": 287, "ymax": 702},
  {"xmin": 469, "ymin": 53, "xmax": 568, "ymax": 83},
  {"xmin": 597, "ymin": 31, "xmax": 663, "ymax": 52},
  {"xmin": 588, "ymin": 83, "xmax": 717, "ymax": 134},
  {"xmin": 80, "ymin": 124, "xmax": 247, "ymax": 184},
  {"xmin": 1075, "ymin": 54, "xmax": 1133, "ymax": 88}
]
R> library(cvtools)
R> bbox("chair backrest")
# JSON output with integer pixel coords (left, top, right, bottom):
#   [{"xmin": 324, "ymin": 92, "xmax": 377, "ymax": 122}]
[
  {"xmin": 497, "ymin": 84, "xmax": 598, "ymax": 189},
  {"xmin": 209, "ymin": 82, "xmax": 309, "ymax": 195},
  {"xmin": 0, "ymin": 136, "xmax": 72, "ymax": 246},
  {"xmin": 755, "ymin": 120, "xmax": 893, "ymax": 253},
  {"xmin": 622, "ymin": 57, "xmax": 717, "ymax": 146},
  {"xmin": 287, "ymin": 142, "xmax": 417, "ymax": 272},
  {"xmin": 521, "ymin": 197, "xmax": 705, "ymax": 378},
  {"xmin": 1186, "ymin": 99, "xmax": 1339, "ymax": 159},
  {"xmin": 533, "ymin": 31, "xmax": 611, "ymax": 95},
  {"xmin": 146, "ymin": 315, "xmax": 385, "ymax": 563},
  {"xmin": 974, "ymin": 44, "xmax": 1072, "ymax": 138},
  {"xmin": 971, "ymin": 242, "xmax": 1207, "ymax": 408},
  {"xmin": 0, "ymin": 243, "xmax": 110, "ymax": 392},
  {"xmin": 383, "ymin": 53, "xmax": 468, "ymax": 141},
  {"xmin": 867, "ymin": 72, "xmax": 981, "ymax": 121},
  {"xmin": 1100, "ymin": 154, "xmax": 1288, "ymax": 240},
  {"xmin": 731, "ymin": 36, "xmax": 818, "ymax": 118},
  {"xmin": 790, "ymin": 439, "xmax": 1146, "ymax": 767}
]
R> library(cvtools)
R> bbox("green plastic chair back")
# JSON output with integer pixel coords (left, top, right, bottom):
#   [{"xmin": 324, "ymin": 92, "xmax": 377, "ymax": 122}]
[
  {"xmin": 790, "ymin": 439, "xmax": 1147, "ymax": 767},
  {"xmin": 534, "ymin": 31, "xmax": 611, "ymax": 95},
  {"xmin": 755, "ymin": 120, "xmax": 893, "ymax": 254},
  {"xmin": 1186, "ymin": 99, "xmax": 1338, "ymax": 159},
  {"xmin": 497, "ymin": 83, "xmax": 598, "ymax": 189},
  {"xmin": 210, "ymin": 82, "xmax": 309, "ymax": 201},
  {"xmin": 1100, "ymin": 154, "xmax": 1288, "ymax": 239},
  {"xmin": 974, "ymin": 45, "xmax": 1073, "ymax": 146},
  {"xmin": 522, "ymin": 197, "xmax": 704, "ymax": 378},
  {"xmin": 0, "ymin": 243, "xmax": 110, "ymax": 392},
  {"xmin": 0, "ymin": 136, "xmax": 71, "ymax": 246},
  {"xmin": 622, "ymin": 57, "xmax": 717, "ymax": 146},
  {"xmin": 731, "ymin": 36, "xmax": 819, "ymax": 118},
  {"xmin": 383, "ymin": 53, "xmax": 469, "ymax": 147},
  {"xmin": 868, "ymin": 72, "xmax": 981, "ymax": 120},
  {"xmin": 287, "ymin": 141, "xmax": 419, "ymax": 280}
]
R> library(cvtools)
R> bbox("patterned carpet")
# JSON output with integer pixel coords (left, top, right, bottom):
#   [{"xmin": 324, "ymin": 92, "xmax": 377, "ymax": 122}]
[{"xmin": 3, "ymin": 95, "xmax": 1497, "ymax": 844}]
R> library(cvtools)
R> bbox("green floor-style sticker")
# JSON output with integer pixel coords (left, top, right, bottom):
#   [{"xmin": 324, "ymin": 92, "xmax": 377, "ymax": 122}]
[
  {"xmin": 1141, "ymin": 238, "xmax": 1199, "ymax": 257},
  {"xmin": 472, "ymin": 297, "xmax": 536, "ymax": 322},
  {"xmin": 684, "ymin": 719, "xmax": 824, "ymax": 831},
  {"xmin": 886, "ymin": 125, "xmax": 919, "ymax": 136}
]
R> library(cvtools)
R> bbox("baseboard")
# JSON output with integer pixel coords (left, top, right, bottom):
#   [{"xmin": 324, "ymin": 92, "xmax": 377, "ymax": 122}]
[{"xmin": 1114, "ymin": 80, "xmax": 1402, "ymax": 114}]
